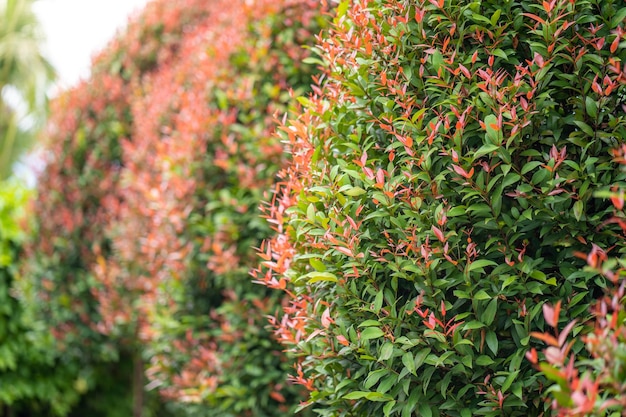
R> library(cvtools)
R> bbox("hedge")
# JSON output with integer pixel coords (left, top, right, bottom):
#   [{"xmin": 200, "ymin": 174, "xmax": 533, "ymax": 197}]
[
  {"xmin": 26, "ymin": 0, "xmax": 327, "ymax": 415},
  {"xmin": 256, "ymin": 0, "xmax": 626, "ymax": 415}
]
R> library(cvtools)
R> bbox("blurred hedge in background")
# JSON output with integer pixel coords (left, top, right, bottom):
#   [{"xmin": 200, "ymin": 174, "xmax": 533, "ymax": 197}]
[{"xmin": 26, "ymin": 0, "xmax": 327, "ymax": 415}]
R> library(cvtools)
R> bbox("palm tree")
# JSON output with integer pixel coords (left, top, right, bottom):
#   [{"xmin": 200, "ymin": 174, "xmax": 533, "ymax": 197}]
[{"xmin": 0, "ymin": 0, "xmax": 54, "ymax": 179}]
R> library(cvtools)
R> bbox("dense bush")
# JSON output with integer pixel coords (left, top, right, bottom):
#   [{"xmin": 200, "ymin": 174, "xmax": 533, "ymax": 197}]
[
  {"xmin": 256, "ymin": 0, "xmax": 626, "ymax": 415},
  {"xmin": 27, "ymin": 0, "xmax": 327, "ymax": 415}
]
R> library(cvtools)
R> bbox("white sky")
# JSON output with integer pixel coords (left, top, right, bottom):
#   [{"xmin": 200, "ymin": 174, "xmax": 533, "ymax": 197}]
[{"xmin": 33, "ymin": 0, "xmax": 151, "ymax": 90}]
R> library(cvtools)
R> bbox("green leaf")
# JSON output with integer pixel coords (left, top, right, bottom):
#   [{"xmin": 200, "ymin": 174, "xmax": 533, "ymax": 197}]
[
  {"xmin": 379, "ymin": 342, "xmax": 394, "ymax": 361},
  {"xmin": 573, "ymin": 200, "xmax": 583, "ymax": 221},
  {"xmin": 301, "ymin": 271, "xmax": 338, "ymax": 283},
  {"xmin": 611, "ymin": 7, "xmax": 626, "ymax": 28},
  {"xmin": 530, "ymin": 270, "xmax": 557, "ymax": 286},
  {"xmin": 414, "ymin": 348, "xmax": 430, "ymax": 371},
  {"xmin": 384, "ymin": 400, "xmax": 396, "ymax": 416},
  {"xmin": 431, "ymin": 49, "xmax": 444, "ymax": 73},
  {"xmin": 345, "ymin": 186, "xmax": 366, "ymax": 196},
  {"xmin": 336, "ymin": 0, "xmax": 349, "ymax": 20},
  {"xmin": 461, "ymin": 354, "xmax": 473, "ymax": 369},
  {"xmin": 463, "ymin": 320, "xmax": 485, "ymax": 330},
  {"xmin": 474, "ymin": 290, "xmax": 491, "ymax": 300},
  {"xmin": 492, "ymin": 48, "xmax": 508, "ymax": 60},
  {"xmin": 474, "ymin": 143, "xmax": 500, "ymax": 159},
  {"xmin": 377, "ymin": 374, "xmax": 397, "ymax": 394},
  {"xmin": 402, "ymin": 352, "xmax": 416, "ymax": 375},
  {"xmin": 309, "ymin": 258, "xmax": 326, "ymax": 272},
  {"xmin": 484, "ymin": 114, "xmax": 502, "ymax": 144},
  {"xmin": 418, "ymin": 403, "xmax": 433, "ymax": 417},
  {"xmin": 365, "ymin": 391, "xmax": 393, "ymax": 402},
  {"xmin": 481, "ymin": 298, "xmax": 498, "ymax": 325},
  {"xmin": 573, "ymin": 120, "xmax": 594, "ymax": 137},
  {"xmin": 585, "ymin": 96, "xmax": 597, "ymax": 119},
  {"xmin": 521, "ymin": 160, "xmax": 543, "ymax": 175},
  {"xmin": 359, "ymin": 320, "xmax": 382, "ymax": 327},
  {"xmin": 373, "ymin": 290, "xmax": 384, "ymax": 313},
  {"xmin": 468, "ymin": 259, "xmax": 497, "ymax": 272},
  {"xmin": 501, "ymin": 370, "xmax": 519, "ymax": 392},
  {"xmin": 361, "ymin": 327, "xmax": 385, "ymax": 341},
  {"xmin": 364, "ymin": 369, "xmax": 388, "ymax": 390},
  {"xmin": 476, "ymin": 355, "xmax": 495, "ymax": 366},
  {"xmin": 306, "ymin": 203, "xmax": 316, "ymax": 222},
  {"xmin": 343, "ymin": 391, "xmax": 369, "ymax": 400},
  {"xmin": 486, "ymin": 331, "xmax": 498, "ymax": 355},
  {"xmin": 490, "ymin": 9, "xmax": 502, "ymax": 26}
]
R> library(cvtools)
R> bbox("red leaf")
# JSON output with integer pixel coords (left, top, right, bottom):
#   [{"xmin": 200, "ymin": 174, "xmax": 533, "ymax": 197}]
[
  {"xmin": 451, "ymin": 164, "xmax": 474, "ymax": 179},
  {"xmin": 543, "ymin": 301, "xmax": 561, "ymax": 328},
  {"xmin": 611, "ymin": 36, "xmax": 620, "ymax": 53},
  {"xmin": 337, "ymin": 335, "xmax": 349, "ymax": 346},
  {"xmin": 542, "ymin": 0, "xmax": 555, "ymax": 13},
  {"xmin": 558, "ymin": 319, "xmax": 577, "ymax": 347},
  {"xmin": 376, "ymin": 168, "xmax": 385, "ymax": 185},
  {"xmin": 335, "ymin": 246, "xmax": 353, "ymax": 257},
  {"xmin": 269, "ymin": 391, "xmax": 286, "ymax": 403},
  {"xmin": 610, "ymin": 186, "xmax": 624, "ymax": 210},
  {"xmin": 458, "ymin": 63, "xmax": 471, "ymax": 78},
  {"xmin": 522, "ymin": 12, "xmax": 547, "ymax": 25},
  {"xmin": 431, "ymin": 225, "xmax": 445, "ymax": 242},
  {"xmin": 471, "ymin": 50, "xmax": 478, "ymax": 65},
  {"xmin": 530, "ymin": 331, "xmax": 559, "ymax": 347},
  {"xmin": 415, "ymin": 8, "xmax": 425, "ymax": 23},
  {"xmin": 525, "ymin": 347, "xmax": 538, "ymax": 364},
  {"xmin": 321, "ymin": 308, "xmax": 334, "ymax": 328}
]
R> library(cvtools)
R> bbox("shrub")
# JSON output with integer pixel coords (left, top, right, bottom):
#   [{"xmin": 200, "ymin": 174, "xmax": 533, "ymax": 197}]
[
  {"xmin": 27, "ymin": 0, "xmax": 327, "ymax": 415},
  {"xmin": 0, "ymin": 180, "xmax": 79, "ymax": 416},
  {"xmin": 256, "ymin": 0, "xmax": 626, "ymax": 415}
]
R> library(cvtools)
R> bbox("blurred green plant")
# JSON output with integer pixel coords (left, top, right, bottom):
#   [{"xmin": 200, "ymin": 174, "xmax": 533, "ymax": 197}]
[
  {"xmin": 0, "ymin": 179, "xmax": 80, "ymax": 416},
  {"xmin": 0, "ymin": 0, "xmax": 54, "ymax": 179}
]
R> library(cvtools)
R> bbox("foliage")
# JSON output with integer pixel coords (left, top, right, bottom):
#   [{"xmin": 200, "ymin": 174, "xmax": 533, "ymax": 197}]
[
  {"xmin": 0, "ymin": 0, "xmax": 54, "ymax": 178},
  {"xmin": 28, "ymin": 0, "xmax": 327, "ymax": 415},
  {"xmin": 0, "ymin": 180, "xmax": 80, "ymax": 416},
  {"xmin": 529, "ymin": 146, "xmax": 626, "ymax": 416},
  {"xmin": 256, "ymin": 0, "xmax": 626, "ymax": 415}
]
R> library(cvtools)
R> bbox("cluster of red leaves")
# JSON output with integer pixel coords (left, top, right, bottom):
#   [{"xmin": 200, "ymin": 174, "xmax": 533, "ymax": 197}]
[{"xmin": 30, "ymin": 0, "xmax": 327, "ymax": 410}]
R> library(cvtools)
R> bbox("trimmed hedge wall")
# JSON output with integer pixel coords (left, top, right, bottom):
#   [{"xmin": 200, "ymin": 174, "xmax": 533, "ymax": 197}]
[{"xmin": 256, "ymin": 0, "xmax": 626, "ymax": 416}]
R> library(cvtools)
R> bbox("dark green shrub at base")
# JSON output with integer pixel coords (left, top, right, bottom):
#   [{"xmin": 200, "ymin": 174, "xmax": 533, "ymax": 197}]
[
  {"xmin": 0, "ymin": 181, "xmax": 80, "ymax": 416},
  {"xmin": 256, "ymin": 0, "xmax": 626, "ymax": 415}
]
